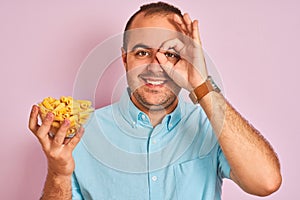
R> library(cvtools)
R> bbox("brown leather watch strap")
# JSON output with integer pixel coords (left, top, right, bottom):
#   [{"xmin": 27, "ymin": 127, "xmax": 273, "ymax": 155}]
[{"xmin": 189, "ymin": 79, "xmax": 213, "ymax": 104}]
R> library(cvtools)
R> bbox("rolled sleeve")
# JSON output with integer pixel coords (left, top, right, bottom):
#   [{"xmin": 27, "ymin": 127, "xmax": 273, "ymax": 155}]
[{"xmin": 218, "ymin": 146, "xmax": 231, "ymax": 179}]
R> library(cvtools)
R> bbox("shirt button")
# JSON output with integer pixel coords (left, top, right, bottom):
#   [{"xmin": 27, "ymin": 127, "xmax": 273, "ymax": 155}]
[
  {"xmin": 152, "ymin": 176, "xmax": 157, "ymax": 182},
  {"xmin": 132, "ymin": 121, "xmax": 136, "ymax": 127},
  {"xmin": 141, "ymin": 114, "xmax": 146, "ymax": 120}
]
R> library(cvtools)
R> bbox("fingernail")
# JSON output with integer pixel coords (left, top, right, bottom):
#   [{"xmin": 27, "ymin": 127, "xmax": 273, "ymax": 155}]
[
  {"xmin": 63, "ymin": 119, "xmax": 70, "ymax": 126},
  {"xmin": 46, "ymin": 112, "xmax": 53, "ymax": 120},
  {"xmin": 77, "ymin": 127, "xmax": 84, "ymax": 137},
  {"xmin": 174, "ymin": 14, "xmax": 181, "ymax": 22}
]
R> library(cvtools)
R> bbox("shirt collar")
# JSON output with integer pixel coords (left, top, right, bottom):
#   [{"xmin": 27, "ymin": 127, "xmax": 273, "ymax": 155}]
[{"xmin": 165, "ymin": 103, "xmax": 181, "ymax": 131}]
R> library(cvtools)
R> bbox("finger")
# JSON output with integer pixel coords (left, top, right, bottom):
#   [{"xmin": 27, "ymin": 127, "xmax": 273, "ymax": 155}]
[
  {"xmin": 63, "ymin": 138, "xmax": 71, "ymax": 145},
  {"xmin": 173, "ymin": 14, "xmax": 188, "ymax": 34},
  {"xmin": 28, "ymin": 105, "xmax": 40, "ymax": 133},
  {"xmin": 66, "ymin": 127, "xmax": 84, "ymax": 150},
  {"xmin": 37, "ymin": 112, "xmax": 54, "ymax": 140},
  {"xmin": 192, "ymin": 20, "xmax": 201, "ymax": 45},
  {"xmin": 183, "ymin": 13, "xmax": 193, "ymax": 35},
  {"xmin": 160, "ymin": 38, "xmax": 184, "ymax": 54},
  {"xmin": 51, "ymin": 119, "xmax": 70, "ymax": 147},
  {"xmin": 156, "ymin": 52, "xmax": 175, "ymax": 78}
]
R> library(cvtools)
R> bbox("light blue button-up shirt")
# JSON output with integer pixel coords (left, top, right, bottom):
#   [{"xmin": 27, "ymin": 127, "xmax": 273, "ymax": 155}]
[{"xmin": 72, "ymin": 90, "xmax": 231, "ymax": 200}]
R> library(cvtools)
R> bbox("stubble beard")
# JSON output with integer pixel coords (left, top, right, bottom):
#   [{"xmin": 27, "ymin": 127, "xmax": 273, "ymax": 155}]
[{"xmin": 133, "ymin": 86, "xmax": 178, "ymax": 112}]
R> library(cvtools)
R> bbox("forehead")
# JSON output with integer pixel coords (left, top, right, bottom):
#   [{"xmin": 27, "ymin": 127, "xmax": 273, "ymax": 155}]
[
  {"xmin": 130, "ymin": 12, "xmax": 179, "ymax": 30},
  {"xmin": 126, "ymin": 13, "xmax": 182, "ymax": 50}
]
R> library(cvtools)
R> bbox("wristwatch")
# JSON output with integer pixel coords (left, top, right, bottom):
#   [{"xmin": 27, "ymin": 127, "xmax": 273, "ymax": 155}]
[{"xmin": 189, "ymin": 76, "xmax": 221, "ymax": 104}]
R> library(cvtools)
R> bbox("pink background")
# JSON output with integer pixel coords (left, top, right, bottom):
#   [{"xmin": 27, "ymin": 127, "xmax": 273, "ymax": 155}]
[{"xmin": 1, "ymin": 0, "xmax": 299, "ymax": 199}]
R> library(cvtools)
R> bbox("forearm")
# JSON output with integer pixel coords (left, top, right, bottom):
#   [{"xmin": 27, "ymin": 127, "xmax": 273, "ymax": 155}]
[
  {"xmin": 41, "ymin": 170, "xmax": 72, "ymax": 200},
  {"xmin": 199, "ymin": 91, "xmax": 281, "ymax": 196}
]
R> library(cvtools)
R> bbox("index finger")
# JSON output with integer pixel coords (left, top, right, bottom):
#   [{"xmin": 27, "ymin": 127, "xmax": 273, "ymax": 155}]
[
  {"xmin": 173, "ymin": 14, "xmax": 188, "ymax": 35},
  {"xmin": 183, "ymin": 13, "xmax": 193, "ymax": 35},
  {"xmin": 159, "ymin": 38, "xmax": 184, "ymax": 54},
  {"xmin": 66, "ymin": 127, "xmax": 84, "ymax": 151}
]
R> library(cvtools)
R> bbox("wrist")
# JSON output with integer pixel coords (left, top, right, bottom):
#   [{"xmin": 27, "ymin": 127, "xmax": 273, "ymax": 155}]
[
  {"xmin": 189, "ymin": 76, "xmax": 207, "ymax": 92},
  {"xmin": 189, "ymin": 76, "xmax": 221, "ymax": 104},
  {"xmin": 47, "ymin": 157, "xmax": 75, "ymax": 177},
  {"xmin": 42, "ymin": 169, "xmax": 72, "ymax": 200},
  {"xmin": 47, "ymin": 169, "xmax": 72, "ymax": 181}
]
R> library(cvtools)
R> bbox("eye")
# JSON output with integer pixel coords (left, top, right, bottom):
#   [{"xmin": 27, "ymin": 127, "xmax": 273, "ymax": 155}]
[
  {"xmin": 164, "ymin": 52, "xmax": 179, "ymax": 58},
  {"xmin": 164, "ymin": 52, "xmax": 180, "ymax": 63},
  {"xmin": 135, "ymin": 50, "xmax": 150, "ymax": 57}
]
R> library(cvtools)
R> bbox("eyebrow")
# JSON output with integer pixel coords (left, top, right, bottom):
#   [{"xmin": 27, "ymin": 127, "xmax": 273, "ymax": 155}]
[
  {"xmin": 130, "ymin": 43, "xmax": 151, "ymax": 51},
  {"xmin": 129, "ymin": 43, "xmax": 179, "ymax": 54},
  {"xmin": 165, "ymin": 47, "xmax": 177, "ymax": 53}
]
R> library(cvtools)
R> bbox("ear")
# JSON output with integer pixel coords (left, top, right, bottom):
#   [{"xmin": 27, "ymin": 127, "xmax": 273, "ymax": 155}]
[{"xmin": 121, "ymin": 47, "xmax": 127, "ymax": 70}]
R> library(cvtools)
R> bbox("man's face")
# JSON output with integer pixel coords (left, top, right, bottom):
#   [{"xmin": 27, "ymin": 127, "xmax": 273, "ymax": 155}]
[{"xmin": 122, "ymin": 13, "xmax": 182, "ymax": 112}]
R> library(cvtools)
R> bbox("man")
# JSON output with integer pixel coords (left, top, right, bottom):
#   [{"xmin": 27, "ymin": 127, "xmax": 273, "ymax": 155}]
[{"xmin": 29, "ymin": 2, "xmax": 282, "ymax": 200}]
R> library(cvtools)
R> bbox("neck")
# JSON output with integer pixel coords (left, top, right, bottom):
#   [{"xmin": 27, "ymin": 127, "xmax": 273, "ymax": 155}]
[{"xmin": 147, "ymin": 110, "xmax": 170, "ymax": 127}]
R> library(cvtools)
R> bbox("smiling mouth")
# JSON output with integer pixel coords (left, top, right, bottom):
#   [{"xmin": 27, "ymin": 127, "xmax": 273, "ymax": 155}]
[{"xmin": 140, "ymin": 77, "xmax": 167, "ymax": 87}]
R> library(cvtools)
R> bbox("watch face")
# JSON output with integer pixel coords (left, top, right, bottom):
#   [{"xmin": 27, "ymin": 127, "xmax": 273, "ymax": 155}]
[
  {"xmin": 208, "ymin": 76, "xmax": 221, "ymax": 93},
  {"xmin": 189, "ymin": 76, "xmax": 221, "ymax": 104}
]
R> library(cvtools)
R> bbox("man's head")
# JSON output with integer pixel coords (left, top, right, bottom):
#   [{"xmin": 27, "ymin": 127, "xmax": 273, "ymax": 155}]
[{"xmin": 122, "ymin": 2, "xmax": 184, "ymax": 114}]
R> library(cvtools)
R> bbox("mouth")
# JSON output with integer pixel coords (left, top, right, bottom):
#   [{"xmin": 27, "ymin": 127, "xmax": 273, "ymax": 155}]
[{"xmin": 140, "ymin": 76, "xmax": 168, "ymax": 87}]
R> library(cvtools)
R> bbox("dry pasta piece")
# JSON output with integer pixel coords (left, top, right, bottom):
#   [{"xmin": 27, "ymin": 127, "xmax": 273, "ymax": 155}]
[
  {"xmin": 38, "ymin": 104, "xmax": 49, "ymax": 114},
  {"xmin": 72, "ymin": 103, "xmax": 81, "ymax": 111},
  {"xmin": 54, "ymin": 115, "xmax": 64, "ymax": 122},
  {"xmin": 53, "ymin": 104, "xmax": 66, "ymax": 116},
  {"xmin": 67, "ymin": 127, "xmax": 77, "ymax": 137},
  {"xmin": 63, "ymin": 113, "xmax": 70, "ymax": 119},
  {"xmin": 65, "ymin": 106, "xmax": 72, "ymax": 113},
  {"xmin": 45, "ymin": 97, "xmax": 56, "ymax": 103},
  {"xmin": 77, "ymin": 100, "xmax": 92, "ymax": 110},
  {"xmin": 70, "ymin": 108, "xmax": 81, "ymax": 115},
  {"xmin": 69, "ymin": 115, "xmax": 78, "ymax": 127},
  {"xmin": 52, "ymin": 121, "xmax": 61, "ymax": 128},
  {"xmin": 78, "ymin": 118, "xmax": 87, "ymax": 124},
  {"xmin": 42, "ymin": 99, "xmax": 54, "ymax": 110},
  {"xmin": 60, "ymin": 96, "xmax": 73, "ymax": 105},
  {"xmin": 79, "ymin": 111, "xmax": 92, "ymax": 119},
  {"xmin": 52, "ymin": 100, "xmax": 61, "ymax": 107},
  {"xmin": 57, "ymin": 107, "xmax": 67, "ymax": 116}
]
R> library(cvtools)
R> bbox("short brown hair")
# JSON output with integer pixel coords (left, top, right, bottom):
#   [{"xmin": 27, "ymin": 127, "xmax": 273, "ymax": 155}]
[{"xmin": 123, "ymin": 1, "xmax": 183, "ymax": 50}]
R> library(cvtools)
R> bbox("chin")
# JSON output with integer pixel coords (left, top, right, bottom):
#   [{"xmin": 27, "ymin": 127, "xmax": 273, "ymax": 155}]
[{"xmin": 139, "ymin": 92, "xmax": 177, "ymax": 109}]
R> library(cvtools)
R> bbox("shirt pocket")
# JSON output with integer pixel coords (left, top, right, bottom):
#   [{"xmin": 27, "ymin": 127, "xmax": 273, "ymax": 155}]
[{"xmin": 173, "ymin": 156, "xmax": 217, "ymax": 200}]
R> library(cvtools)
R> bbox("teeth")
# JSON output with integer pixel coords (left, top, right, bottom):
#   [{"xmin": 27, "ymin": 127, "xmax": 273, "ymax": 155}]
[{"xmin": 146, "ymin": 80, "xmax": 164, "ymax": 85}]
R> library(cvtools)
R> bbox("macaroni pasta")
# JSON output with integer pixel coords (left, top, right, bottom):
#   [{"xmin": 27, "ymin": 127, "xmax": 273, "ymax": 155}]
[{"xmin": 38, "ymin": 96, "xmax": 94, "ymax": 137}]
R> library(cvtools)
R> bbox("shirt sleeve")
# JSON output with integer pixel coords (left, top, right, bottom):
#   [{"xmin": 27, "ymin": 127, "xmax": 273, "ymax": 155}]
[
  {"xmin": 71, "ymin": 173, "xmax": 84, "ymax": 200},
  {"xmin": 217, "ymin": 146, "xmax": 231, "ymax": 179}
]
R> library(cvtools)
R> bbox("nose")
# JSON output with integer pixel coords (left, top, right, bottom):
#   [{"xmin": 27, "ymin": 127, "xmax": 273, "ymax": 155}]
[{"xmin": 147, "ymin": 53, "xmax": 163, "ymax": 73}]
